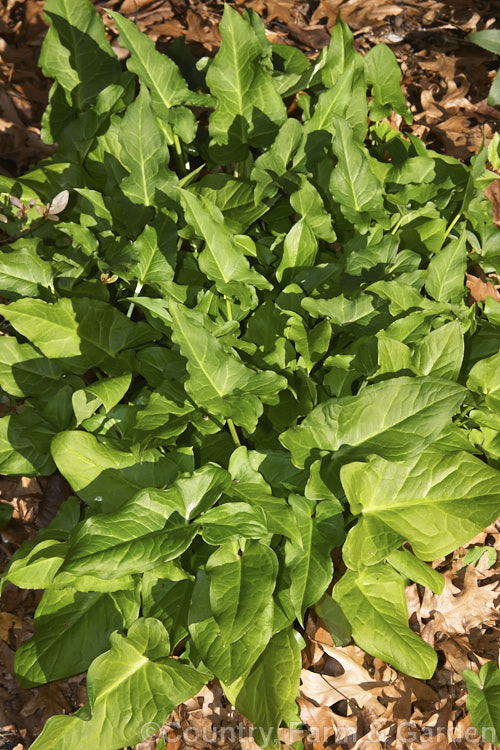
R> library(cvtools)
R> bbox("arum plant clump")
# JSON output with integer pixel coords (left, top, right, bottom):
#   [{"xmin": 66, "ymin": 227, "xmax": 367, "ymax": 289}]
[{"xmin": 1, "ymin": 1, "xmax": 500, "ymax": 747}]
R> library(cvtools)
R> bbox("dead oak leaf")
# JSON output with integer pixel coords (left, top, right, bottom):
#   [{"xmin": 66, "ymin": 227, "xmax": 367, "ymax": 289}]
[
  {"xmin": 420, "ymin": 566, "xmax": 500, "ymax": 636},
  {"xmin": 485, "ymin": 179, "xmax": 500, "ymax": 228},
  {"xmin": 466, "ymin": 272, "xmax": 500, "ymax": 302}
]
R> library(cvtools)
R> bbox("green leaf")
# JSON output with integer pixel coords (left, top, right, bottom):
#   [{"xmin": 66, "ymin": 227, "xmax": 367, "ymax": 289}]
[
  {"xmin": 276, "ymin": 219, "xmax": 318, "ymax": 283},
  {"xmin": 342, "ymin": 450, "xmax": 500, "ymax": 569},
  {"xmin": 170, "ymin": 301, "xmax": 286, "ymax": 432},
  {"xmin": 412, "ymin": 320, "xmax": 464, "ymax": 380},
  {"xmin": 0, "ymin": 410, "xmax": 55, "ymax": 475},
  {"xmin": 199, "ymin": 502, "xmax": 269, "ymax": 545},
  {"xmin": 250, "ymin": 118, "xmax": 303, "ymax": 201},
  {"xmin": 30, "ymin": 618, "xmax": 206, "ymax": 750},
  {"xmin": 285, "ymin": 495, "xmax": 343, "ymax": 620},
  {"xmin": 51, "ymin": 431, "xmax": 180, "ymax": 511},
  {"xmin": 464, "ymin": 661, "xmax": 500, "ymax": 745},
  {"xmin": 0, "ymin": 338, "xmax": 62, "ymax": 398},
  {"xmin": 318, "ymin": 18, "xmax": 362, "ymax": 88},
  {"xmin": 461, "ymin": 546, "xmax": 497, "ymax": 569},
  {"xmin": 188, "ymin": 570, "xmax": 273, "ymax": 684},
  {"xmin": 72, "ymin": 373, "xmax": 132, "ymax": 426},
  {"xmin": 334, "ymin": 564, "xmax": 437, "ymax": 678},
  {"xmin": 280, "ymin": 376, "xmax": 465, "ymax": 467},
  {"xmin": 118, "ymin": 86, "xmax": 175, "ymax": 206},
  {"xmin": 469, "ymin": 30, "xmax": 500, "ymax": 55},
  {"xmin": 40, "ymin": 0, "xmax": 121, "ymax": 109},
  {"xmin": 109, "ymin": 10, "xmax": 208, "ymax": 142},
  {"xmin": 1, "ymin": 539, "xmax": 68, "ymax": 592},
  {"xmin": 289, "ymin": 176, "xmax": 336, "ymax": 242},
  {"xmin": 364, "ymin": 43, "xmax": 412, "ymax": 123},
  {"xmin": 425, "ymin": 231, "xmax": 467, "ymax": 304},
  {"xmin": 141, "ymin": 568, "xmax": 193, "ymax": 648},
  {"xmin": 15, "ymin": 588, "xmax": 140, "ymax": 687},
  {"xmin": 330, "ymin": 115, "xmax": 384, "ymax": 231},
  {"xmin": 467, "ymin": 351, "xmax": 500, "ymax": 412},
  {"xmin": 386, "ymin": 549, "xmax": 444, "ymax": 595},
  {"xmin": 0, "ymin": 246, "xmax": 53, "ymax": 299},
  {"xmin": 206, "ymin": 6, "xmax": 286, "ymax": 150},
  {"xmin": 314, "ymin": 594, "xmax": 352, "ymax": 647},
  {"xmin": 119, "ymin": 223, "xmax": 175, "ymax": 291},
  {"xmin": 0, "ymin": 297, "xmax": 156, "ymax": 375},
  {"xmin": 152, "ymin": 464, "xmax": 231, "ymax": 520},
  {"xmin": 224, "ymin": 627, "xmax": 303, "ymax": 750},
  {"xmin": 207, "ymin": 540, "xmax": 278, "ymax": 643},
  {"xmin": 59, "ymin": 492, "xmax": 198, "ymax": 579},
  {"xmin": 179, "ymin": 190, "xmax": 271, "ymax": 291},
  {"xmin": 285, "ymin": 315, "xmax": 331, "ymax": 373}
]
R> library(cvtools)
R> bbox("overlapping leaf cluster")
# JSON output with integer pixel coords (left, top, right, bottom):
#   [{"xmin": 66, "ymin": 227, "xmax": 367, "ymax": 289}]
[{"xmin": 1, "ymin": 1, "xmax": 500, "ymax": 748}]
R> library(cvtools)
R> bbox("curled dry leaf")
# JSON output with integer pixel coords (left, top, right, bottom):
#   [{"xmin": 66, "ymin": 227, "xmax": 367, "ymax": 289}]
[
  {"xmin": 485, "ymin": 179, "xmax": 500, "ymax": 227},
  {"xmin": 466, "ymin": 272, "xmax": 500, "ymax": 302},
  {"xmin": 48, "ymin": 189, "xmax": 69, "ymax": 215},
  {"xmin": 420, "ymin": 566, "xmax": 500, "ymax": 636}
]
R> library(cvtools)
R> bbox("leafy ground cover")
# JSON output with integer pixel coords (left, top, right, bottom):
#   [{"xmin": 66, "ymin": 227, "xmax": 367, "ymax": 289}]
[{"xmin": 0, "ymin": 1, "xmax": 500, "ymax": 749}]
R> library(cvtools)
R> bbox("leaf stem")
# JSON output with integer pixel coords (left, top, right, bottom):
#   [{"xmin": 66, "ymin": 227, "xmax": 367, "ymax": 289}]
[
  {"xmin": 173, "ymin": 134, "xmax": 189, "ymax": 175},
  {"xmin": 441, "ymin": 211, "xmax": 462, "ymax": 246},
  {"xmin": 227, "ymin": 418, "xmax": 241, "ymax": 447},
  {"xmin": 126, "ymin": 281, "xmax": 144, "ymax": 318}
]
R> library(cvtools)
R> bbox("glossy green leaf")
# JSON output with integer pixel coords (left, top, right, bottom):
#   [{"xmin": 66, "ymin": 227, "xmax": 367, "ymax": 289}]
[
  {"xmin": 334, "ymin": 564, "xmax": 437, "ymax": 678},
  {"xmin": 425, "ymin": 231, "xmax": 467, "ymax": 304},
  {"xmin": 0, "ymin": 338, "xmax": 62, "ymax": 398},
  {"xmin": 464, "ymin": 661, "xmax": 500, "ymax": 745},
  {"xmin": 314, "ymin": 594, "xmax": 352, "ymax": 647},
  {"xmin": 342, "ymin": 450, "xmax": 500, "ymax": 569},
  {"xmin": 0, "ymin": 247, "xmax": 53, "ymax": 299},
  {"xmin": 467, "ymin": 351, "xmax": 500, "ymax": 412},
  {"xmin": 412, "ymin": 320, "xmax": 464, "ymax": 380},
  {"xmin": 330, "ymin": 115, "xmax": 384, "ymax": 230},
  {"xmin": 30, "ymin": 618, "xmax": 206, "ymax": 750},
  {"xmin": 276, "ymin": 219, "xmax": 318, "ymax": 283},
  {"xmin": 386, "ymin": 549, "xmax": 444, "ymax": 595},
  {"xmin": 0, "ymin": 297, "xmax": 156, "ymax": 374},
  {"xmin": 59, "ymin": 491, "xmax": 198, "ymax": 579},
  {"xmin": 468, "ymin": 30, "xmax": 500, "ymax": 55},
  {"xmin": 15, "ymin": 588, "xmax": 140, "ymax": 686},
  {"xmin": 206, "ymin": 6, "xmax": 286, "ymax": 149},
  {"xmin": 40, "ymin": 0, "xmax": 121, "ymax": 108},
  {"xmin": 51, "ymin": 431, "xmax": 180, "ymax": 511},
  {"xmin": 285, "ymin": 495, "xmax": 343, "ymax": 620},
  {"xmin": 280, "ymin": 376, "xmax": 465, "ymax": 467},
  {"xmin": 188, "ymin": 570, "xmax": 273, "ymax": 684},
  {"xmin": 0, "ymin": 411, "xmax": 55, "ymax": 475},
  {"xmin": 199, "ymin": 502, "xmax": 269, "ymax": 545},
  {"xmin": 170, "ymin": 301, "xmax": 286, "ymax": 432},
  {"xmin": 224, "ymin": 627, "xmax": 303, "ymax": 750},
  {"xmin": 179, "ymin": 190, "xmax": 271, "ymax": 291},
  {"xmin": 207, "ymin": 540, "xmax": 278, "ymax": 643},
  {"xmin": 109, "ymin": 10, "xmax": 208, "ymax": 141},
  {"xmin": 118, "ymin": 86, "xmax": 174, "ymax": 206},
  {"xmin": 364, "ymin": 43, "xmax": 412, "ymax": 122}
]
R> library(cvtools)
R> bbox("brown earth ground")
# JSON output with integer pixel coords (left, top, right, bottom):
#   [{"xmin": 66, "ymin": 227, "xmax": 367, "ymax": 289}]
[{"xmin": 1, "ymin": 1, "xmax": 500, "ymax": 748}]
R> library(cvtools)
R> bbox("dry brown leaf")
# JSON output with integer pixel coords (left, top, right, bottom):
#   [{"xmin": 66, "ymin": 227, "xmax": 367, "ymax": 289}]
[
  {"xmin": 0, "ymin": 611, "xmax": 22, "ymax": 640},
  {"xmin": 20, "ymin": 683, "xmax": 72, "ymax": 723},
  {"xmin": 421, "ymin": 566, "xmax": 500, "ymax": 635},
  {"xmin": 466, "ymin": 272, "xmax": 500, "ymax": 302},
  {"xmin": 485, "ymin": 180, "xmax": 500, "ymax": 227},
  {"xmin": 301, "ymin": 645, "xmax": 385, "ymax": 718}
]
